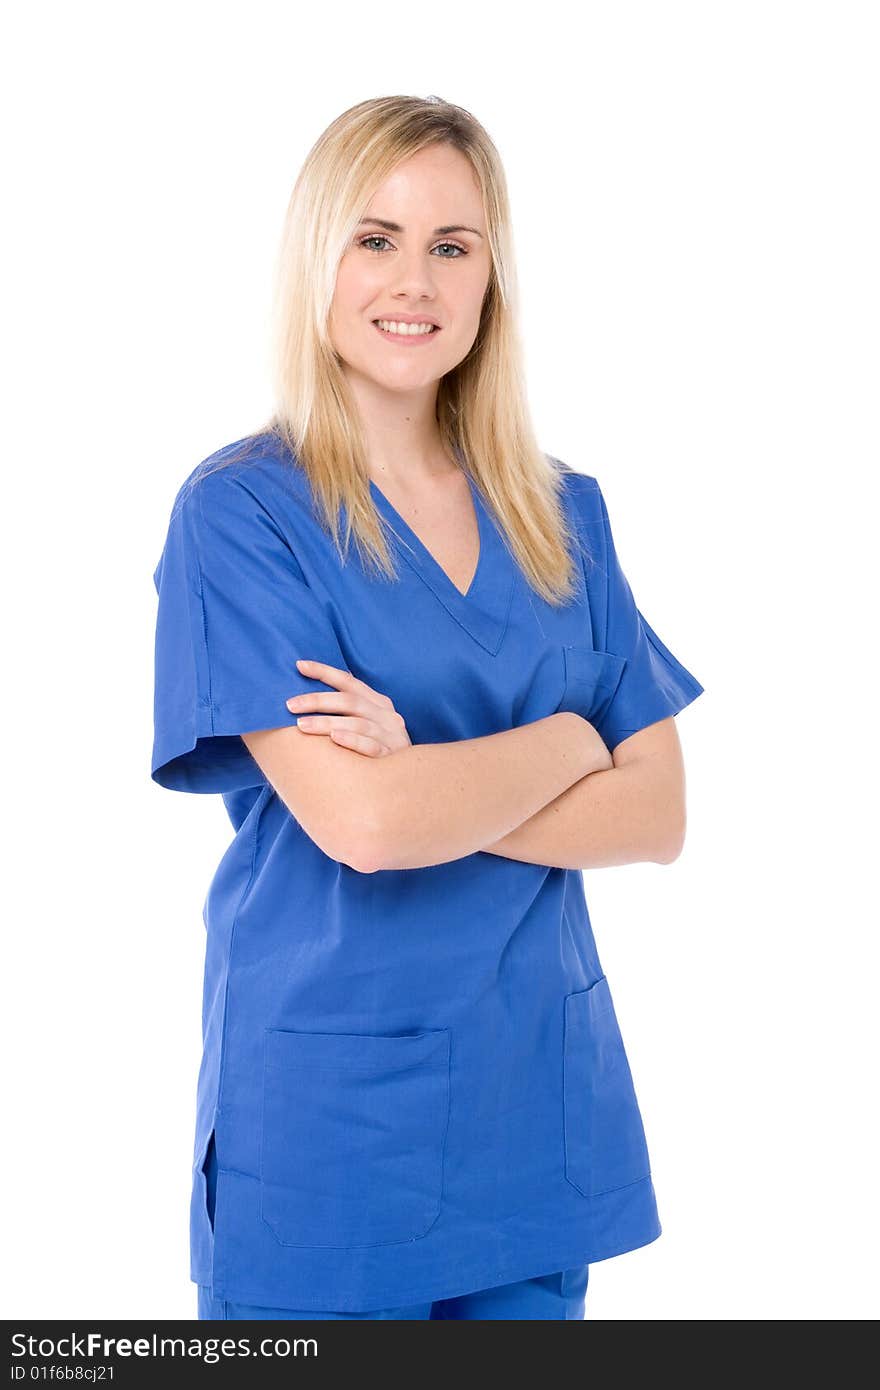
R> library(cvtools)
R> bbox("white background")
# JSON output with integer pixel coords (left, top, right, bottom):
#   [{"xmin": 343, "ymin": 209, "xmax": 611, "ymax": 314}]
[{"xmin": 3, "ymin": 0, "xmax": 877, "ymax": 1321}]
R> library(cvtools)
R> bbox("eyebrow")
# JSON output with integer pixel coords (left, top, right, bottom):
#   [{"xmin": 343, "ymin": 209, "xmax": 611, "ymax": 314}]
[{"xmin": 357, "ymin": 217, "xmax": 484, "ymax": 239}]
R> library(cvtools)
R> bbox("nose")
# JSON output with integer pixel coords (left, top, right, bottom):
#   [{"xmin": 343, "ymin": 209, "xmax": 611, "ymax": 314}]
[{"xmin": 386, "ymin": 246, "xmax": 439, "ymax": 300}]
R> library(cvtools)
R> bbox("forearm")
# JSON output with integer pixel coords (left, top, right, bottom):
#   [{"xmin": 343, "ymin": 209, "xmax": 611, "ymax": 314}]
[
  {"xmin": 360, "ymin": 712, "xmax": 597, "ymax": 872},
  {"xmin": 481, "ymin": 755, "xmax": 683, "ymax": 870}
]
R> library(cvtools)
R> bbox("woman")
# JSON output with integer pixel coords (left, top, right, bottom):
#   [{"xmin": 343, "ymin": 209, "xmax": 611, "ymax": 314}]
[{"xmin": 150, "ymin": 94, "xmax": 704, "ymax": 1321}]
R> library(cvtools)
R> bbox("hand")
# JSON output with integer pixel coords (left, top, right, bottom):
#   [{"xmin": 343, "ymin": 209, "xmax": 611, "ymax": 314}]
[{"xmin": 286, "ymin": 659, "xmax": 413, "ymax": 757}]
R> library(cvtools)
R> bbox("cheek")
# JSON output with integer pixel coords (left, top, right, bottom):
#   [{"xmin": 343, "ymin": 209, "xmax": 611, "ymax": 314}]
[
  {"xmin": 450, "ymin": 266, "xmax": 491, "ymax": 329},
  {"xmin": 334, "ymin": 254, "xmax": 384, "ymax": 314}
]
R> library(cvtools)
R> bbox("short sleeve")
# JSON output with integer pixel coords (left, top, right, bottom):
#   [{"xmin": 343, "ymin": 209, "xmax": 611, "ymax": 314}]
[
  {"xmin": 585, "ymin": 480, "xmax": 705, "ymax": 754},
  {"xmin": 150, "ymin": 467, "xmax": 350, "ymax": 793}
]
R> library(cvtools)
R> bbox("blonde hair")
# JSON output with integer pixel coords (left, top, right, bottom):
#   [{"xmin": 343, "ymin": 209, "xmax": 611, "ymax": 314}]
[{"xmin": 205, "ymin": 94, "xmax": 586, "ymax": 605}]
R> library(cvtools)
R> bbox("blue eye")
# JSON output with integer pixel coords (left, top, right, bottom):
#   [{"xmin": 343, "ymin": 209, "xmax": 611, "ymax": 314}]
[{"xmin": 357, "ymin": 235, "xmax": 467, "ymax": 258}]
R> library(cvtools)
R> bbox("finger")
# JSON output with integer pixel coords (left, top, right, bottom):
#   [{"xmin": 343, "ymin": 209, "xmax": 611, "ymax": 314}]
[
  {"xmin": 294, "ymin": 714, "xmax": 390, "ymax": 749},
  {"xmin": 327, "ymin": 727, "xmax": 388, "ymax": 757},
  {"xmin": 295, "ymin": 659, "xmax": 351, "ymax": 684},
  {"xmin": 293, "ymin": 716, "xmax": 386, "ymax": 757},
  {"xmin": 287, "ymin": 686, "xmax": 367, "ymax": 711},
  {"xmin": 295, "ymin": 659, "xmax": 394, "ymax": 708},
  {"xmin": 287, "ymin": 691, "xmax": 401, "ymax": 740}
]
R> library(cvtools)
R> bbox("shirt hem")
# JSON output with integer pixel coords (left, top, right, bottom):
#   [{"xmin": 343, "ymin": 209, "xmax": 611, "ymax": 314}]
[{"xmin": 191, "ymin": 1219, "xmax": 662, "ymax": 1314}]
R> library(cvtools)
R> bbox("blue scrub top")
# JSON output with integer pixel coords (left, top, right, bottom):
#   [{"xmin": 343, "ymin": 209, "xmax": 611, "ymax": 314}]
[{"xmin": 150, "ymin": 434, "xmax": 704, "ymax": 1313}]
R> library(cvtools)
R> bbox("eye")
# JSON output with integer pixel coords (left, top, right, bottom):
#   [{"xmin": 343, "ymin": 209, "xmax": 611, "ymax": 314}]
[
  {"xmin": 356, "ymin": 236, "xmax": 468, "ymax": 258},
  {"xmin": 358, "ymin": 235, "xmax": 392, "ymax": 253}
]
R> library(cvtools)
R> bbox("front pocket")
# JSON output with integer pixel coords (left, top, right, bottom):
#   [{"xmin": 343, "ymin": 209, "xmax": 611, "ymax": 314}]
[
  {"xmin": 563, "ymin": 977, "xmax": 651, "ymax": 1197},
  {"xmin": 201, "ymin": 1129, "xmax": 218, "ymax": 1234},
  {"xmin": 556, "ymin": 644, "xmax": 626, "ymax": 726},
  {"xmin": 260, "ymin": 1025, "xmax": 451, "ymax": 1248}
]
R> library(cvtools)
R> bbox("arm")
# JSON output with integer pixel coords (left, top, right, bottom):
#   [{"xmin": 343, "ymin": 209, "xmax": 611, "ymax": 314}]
[
  {"xmin": 243, "ymin": 711, "xmax": 601, "ymax": 873},
  {"xmin": 480, "ymin": 717, "xmax": 687, "ymax": 870}
]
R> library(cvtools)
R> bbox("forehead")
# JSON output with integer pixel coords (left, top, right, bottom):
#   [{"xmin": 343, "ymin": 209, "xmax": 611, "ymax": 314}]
[{"xmin": 363, "ymin": 147, "xmax": 484, "ymax": 224}]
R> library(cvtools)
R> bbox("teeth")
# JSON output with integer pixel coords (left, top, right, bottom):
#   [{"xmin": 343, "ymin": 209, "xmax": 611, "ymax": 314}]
[{"xmin": 375, "ymin": 319, "xmax": 437, "ymax": 336}]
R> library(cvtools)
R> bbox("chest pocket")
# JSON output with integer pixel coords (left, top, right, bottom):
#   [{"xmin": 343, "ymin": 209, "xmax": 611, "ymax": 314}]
[
  {"xmin": 555, "ymin": 644, "xmax": 626, "ymax": 728},
  {"xmin": 260, "ymin": 1025, "xmax": 451, "ymax": 1248}
]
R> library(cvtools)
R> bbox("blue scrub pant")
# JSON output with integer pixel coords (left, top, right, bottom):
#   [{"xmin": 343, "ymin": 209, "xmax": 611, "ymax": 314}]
[
  {"xmin": 197, "ymin": 1268, "xmax": 589, "ymax": 1320},
  {"xmin": 199, "ymin": 1132, "xmax": 589, "ymax": 1320}
]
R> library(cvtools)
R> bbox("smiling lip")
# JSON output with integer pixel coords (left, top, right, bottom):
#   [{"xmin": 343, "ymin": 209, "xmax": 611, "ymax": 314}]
[
  {"xmin": 372, "ymin": 320, "xmax": 442, "ymax": 346},
  {"xmin": 372, "ymin": 312, "xmax": 441, "ymax": 326}
]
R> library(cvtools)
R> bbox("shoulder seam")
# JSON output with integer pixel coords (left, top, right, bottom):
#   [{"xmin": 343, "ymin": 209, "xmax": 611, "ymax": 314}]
[{"xmin": 559, "ymin": 469, "xmax": 602, "ymax": 529}]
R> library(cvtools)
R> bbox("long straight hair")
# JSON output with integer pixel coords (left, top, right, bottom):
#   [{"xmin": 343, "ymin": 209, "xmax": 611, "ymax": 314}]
[{"xmin": 206, "ymin": 94, "xmax": 586, "ymax": 605}]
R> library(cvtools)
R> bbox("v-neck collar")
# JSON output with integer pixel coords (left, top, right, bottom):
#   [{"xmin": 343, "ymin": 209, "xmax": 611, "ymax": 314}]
[{"xmin": 368, "ymin": 470, "xmax": 514, "ymax": 655}]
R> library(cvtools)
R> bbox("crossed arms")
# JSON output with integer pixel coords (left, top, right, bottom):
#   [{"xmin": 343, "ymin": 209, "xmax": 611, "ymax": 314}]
[{"xmin": 242, "ymin": 693, "xmax": 687, "ymax": 875}]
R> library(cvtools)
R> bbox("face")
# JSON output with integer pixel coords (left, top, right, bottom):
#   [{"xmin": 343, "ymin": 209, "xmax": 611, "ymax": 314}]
[{"xmin": 328, "ymin": 144, "xmax": 492, "ymax": 397}]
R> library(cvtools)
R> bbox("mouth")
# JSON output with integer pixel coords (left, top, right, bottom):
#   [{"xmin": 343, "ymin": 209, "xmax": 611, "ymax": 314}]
[{"xmin": 372, "ymin": 318, "xmax": 441, "ymax": 344}]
